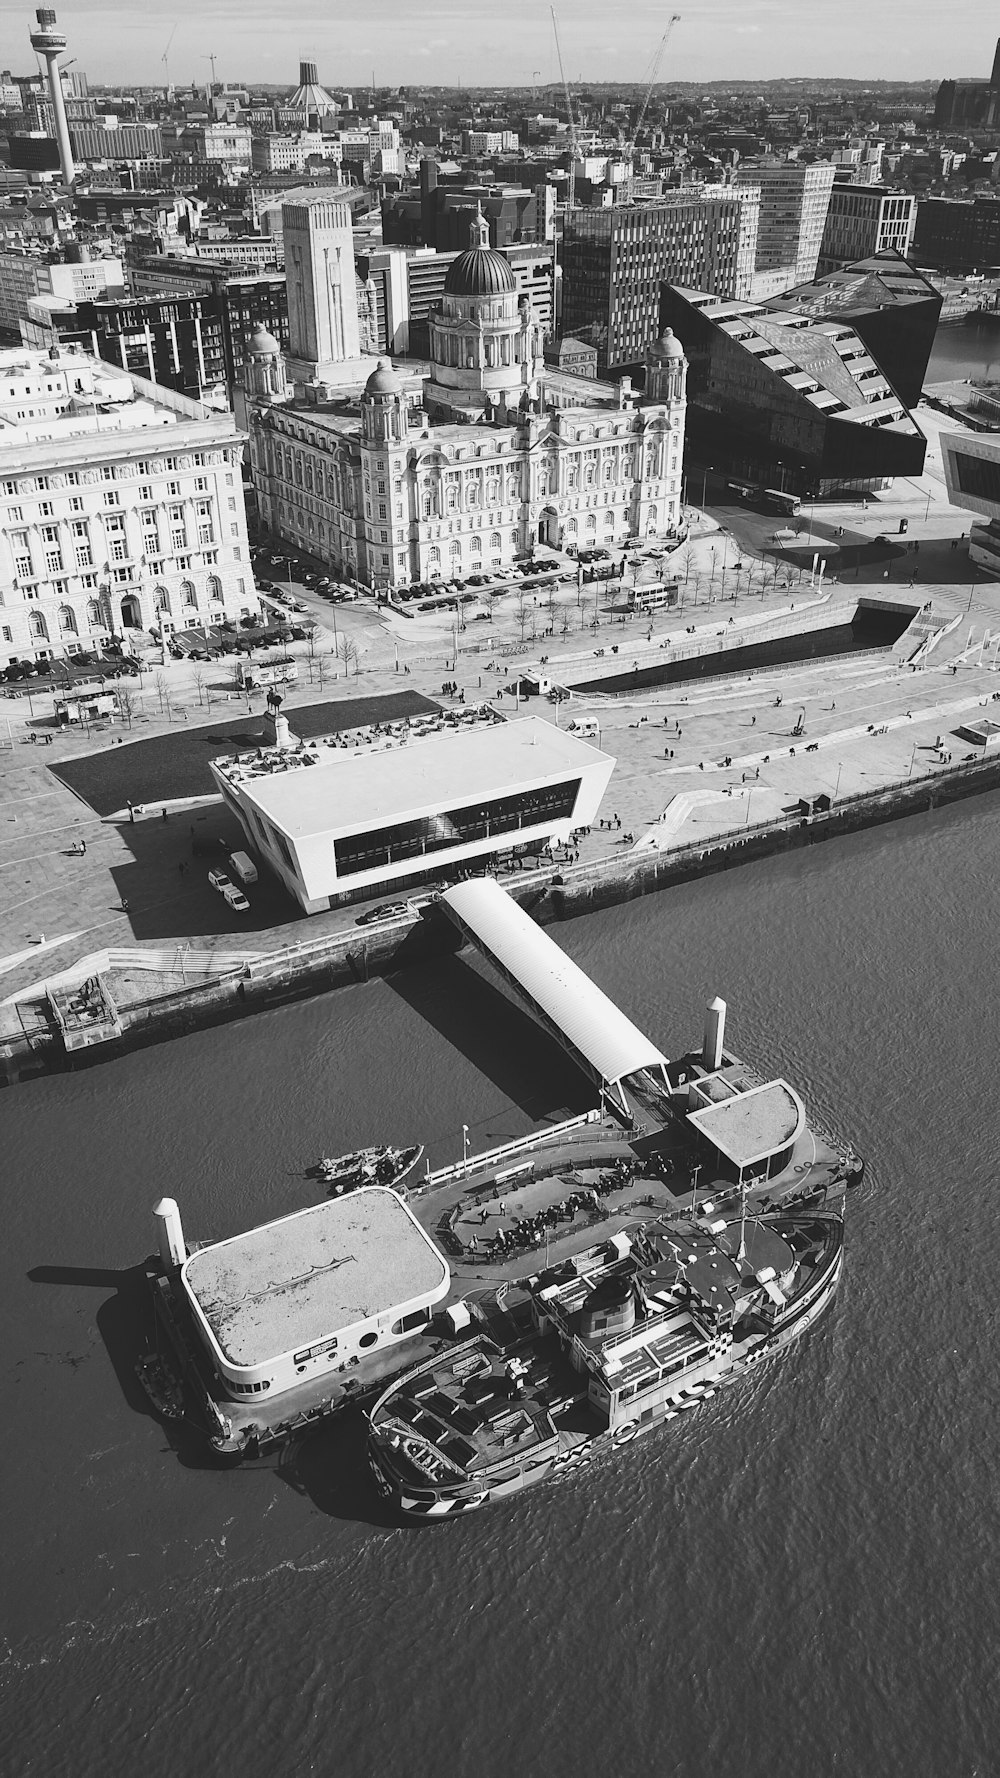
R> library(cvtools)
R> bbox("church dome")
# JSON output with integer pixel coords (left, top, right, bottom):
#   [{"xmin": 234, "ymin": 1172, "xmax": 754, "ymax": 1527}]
[
  {"xmin": 444, "ymin": 247, "xmax": 516, "ymax": 298},
  {"xmin": 650, "ymin": 326, "xmax": 685, "ymax": 361},
  {"xmin": 364, "ymin": 356, "xmax": 402, "ymax": 396},
  {"xmin": 247, "ymin": 324, "xmax": 280, "ymax": 356}
]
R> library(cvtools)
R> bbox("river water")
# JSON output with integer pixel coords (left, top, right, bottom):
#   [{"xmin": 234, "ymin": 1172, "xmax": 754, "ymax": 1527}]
[
  {"xmin": 3, "ymin": 795, "xmax": 1000, "ymax": 1778},
  {"xmin": 927, "ymin": 316, "xmax": 1000, "ymax": 384}
]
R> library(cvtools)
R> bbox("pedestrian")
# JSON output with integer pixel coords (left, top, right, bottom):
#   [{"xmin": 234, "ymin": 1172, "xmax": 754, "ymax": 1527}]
[
  {"xmin": 120, "ymin": 897, "xmax": 129, "ymax": 913},
  {"xmin": 178, "ymin": 861, "xmax": 186, "ymax": 876},
  {"xmin": 128, "ymin": 806, "xmax": 134, "ymax": 823},
  {"xmin": 79, "ymin": 839, "xmax": 86, "ymax": 855},
  {"xmin": 751, "ymin": 714, "xmax": 756, "ymax": 726},
  {"xmin": 161, "ymin": 807, "xmax": 168, "ymax": 822}
]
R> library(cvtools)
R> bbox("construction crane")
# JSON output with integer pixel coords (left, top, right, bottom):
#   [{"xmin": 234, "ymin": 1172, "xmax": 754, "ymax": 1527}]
[
  {"xmin": 550, "ymin": 7, "xmax": 578, "ymax": 214},
  {"xmin": 160, "ymin": 26, "xmax": 177, "ymax": 96},
  {"xmin": 626, "ymin": 13, "xmax": 681, "ymax": 165}
]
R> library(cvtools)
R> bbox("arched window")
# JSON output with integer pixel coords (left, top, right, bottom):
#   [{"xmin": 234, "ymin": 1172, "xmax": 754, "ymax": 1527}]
[
  {"xmin": 86, "ymin": 599, "xmax": 102, "ymax": 627},
  {"xmin": 490, "ymin": 531, "xmax": 502, "ymax": 549},
  {"xmin": 449, "ymin": 538, "xmax": 462, "ymax": 557},
  {"xmin": 428, "ymin": 545, "xmax": 441, "ymax": 565},
  {"xmin": 470, "ymin": 534, "xmax": 482, "ymax": 553},
  {"xmin": 604, "ymin": 461, "xmax": 615, "ymax": 482},
  {"xmin": 422, "ymin": 493, "xmax": 433, "ymax": 518},
  {"xmin": 58, "ymin": 604, "xmax": 77, "ymax": 634},
  {"xmin": 486, "ymin": 481, "xmax": 500, "ymax": 504},
  {"xmin": 510, "ymin": 530, "xmax": 519, "ymax": 546},
  {"xmin": 586, "ymin": 513, "xmax": 597, "ymax": 531},
  {"xmin": 182, "ymin": 580, "xmax": 197, "ymax": 608},
  {"xmin": 29, "ymin": 610, "xmax": 48, "ymax": 640},
  {"xmin": 207, "ymin": 575, "xmax": 223, "ymax": 602},
  {"xmin": 154, "ymin": 586, "xmax": 170, "ymax": 613},
  {"xmin": 566, "ymin": 517, "xmax": 578, "ymax": 534},
  {"xmin": 584, "ymin": 464, "xmax": 596, "ymax": 488},
  {"xmin": 446, "ymin": 484, "xmax": 459, "ymax": 513}
]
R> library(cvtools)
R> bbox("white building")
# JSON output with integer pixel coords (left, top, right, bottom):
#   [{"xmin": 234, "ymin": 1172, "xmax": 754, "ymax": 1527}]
[
  {"xmin": 0, "ymin": 250, "xmax": 125, "ymax": 338},
  {"xmin": 0, "ymin": 345, "xmax": 259, "ymax": 670},
  {"xmin": 734, "ymin": 161, "xmax": 836, "ymax": 299},
  {"xmin": 242, "ymin": 200, "xmax": 688, "ymax": 589},
  {"xmin": 941, "ymin": 430, "xmax": 1000, "ymax": 577},
  {"xmin": 176, "ymin": 1189, "xmax": 450, "ymax": 1401},
  {"xmin": 210, "ymin": 712, "xmax": 616, "ymax": 912}
]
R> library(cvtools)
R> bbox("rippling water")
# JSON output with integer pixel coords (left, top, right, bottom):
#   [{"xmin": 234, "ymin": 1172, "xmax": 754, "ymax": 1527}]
[{"xmin": 4, "ymin": 797, "xmax": 1000, "ymax": 1778}]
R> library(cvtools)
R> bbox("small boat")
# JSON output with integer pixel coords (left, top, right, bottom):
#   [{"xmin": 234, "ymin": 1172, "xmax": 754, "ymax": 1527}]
[
  {"xmin": 135, "ymin": 1351, "xmax": 186, "ymax": 1419},
  {"xmin": 310, "ymin": 1143, "xmax": 425, "ymax": 1195}
]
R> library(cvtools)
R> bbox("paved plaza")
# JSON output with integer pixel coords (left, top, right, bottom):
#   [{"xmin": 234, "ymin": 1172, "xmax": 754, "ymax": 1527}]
[{"xmin": 3, "ymin": 395, "xmax": 1000, "ymax": 1025}]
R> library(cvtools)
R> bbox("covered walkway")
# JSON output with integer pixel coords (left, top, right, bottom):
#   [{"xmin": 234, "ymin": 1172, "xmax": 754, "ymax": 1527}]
[{"xmin": 440, "ymin": 878, "xmax": 669, "ymax": 1116}]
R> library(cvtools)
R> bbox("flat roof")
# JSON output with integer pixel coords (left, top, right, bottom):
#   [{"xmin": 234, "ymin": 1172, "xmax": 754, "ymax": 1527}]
[
  {"xmin": 182, "ymin": 1188, "xmax": 449, "ymax": 1368},
  {"xmin": 219, "ymin": 715, "xmax": 610, "ymax": 841},
  {"xmin": 687, "ymin": 1079, "xmax": 805, "ymax": 1170},
  {"xmin": 441, "ymin": 876, "xmax": 668, "ymax": 1089}
]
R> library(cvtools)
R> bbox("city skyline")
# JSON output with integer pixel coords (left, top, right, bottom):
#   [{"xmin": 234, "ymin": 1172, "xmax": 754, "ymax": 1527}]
[{"xmin": 13, "ymin": 1, "xmax": 1000, "ymax": 90}]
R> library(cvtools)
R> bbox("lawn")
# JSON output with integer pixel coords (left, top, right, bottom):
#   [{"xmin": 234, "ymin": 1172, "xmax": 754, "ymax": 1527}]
[{"xmin": 50, "ymin": 690, "xmax": 440, "ymax": 816}]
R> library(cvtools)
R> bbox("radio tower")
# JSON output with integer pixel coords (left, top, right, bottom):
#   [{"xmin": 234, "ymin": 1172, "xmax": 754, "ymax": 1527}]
[{"xmin": 29, "ymin": 8, "xmax": 74, "ymax": 185}]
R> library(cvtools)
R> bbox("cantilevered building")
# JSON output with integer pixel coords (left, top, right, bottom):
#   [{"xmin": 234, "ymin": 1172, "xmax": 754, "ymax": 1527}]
[
  {"xmin": 763, "ymin": 250, "xmax": 942, "ymax": 410},
  {"xmin": 660, "ymin": 282, "xmax": 927, "ymax": 499}
]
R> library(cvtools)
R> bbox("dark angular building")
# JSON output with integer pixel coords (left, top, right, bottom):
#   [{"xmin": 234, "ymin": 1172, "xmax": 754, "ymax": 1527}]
[
  {"xmin": 762, "ymin": 250, "xmax": 942, "ymax": 409},
  {"xmin": 660, "ymin": 282, "xmax": 927, "ymax": 499}
]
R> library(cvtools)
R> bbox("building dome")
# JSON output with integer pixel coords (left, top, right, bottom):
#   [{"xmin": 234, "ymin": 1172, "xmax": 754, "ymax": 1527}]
[
  {"xmin": 364, "ymin": 356, "xmax": 402, "ymax": 396},
  {"xmin": 650, "ymin": 326, "xmax": 685, "ymax": 361},
  {"xmin": 443, "ymin": 202, "xmax": 516, "ymax": 298},
  {"xmin": 248, "ymin": 324, "xmax": 280, "ymax": 356},
  {"xmin": 444, "ymin": 247, "xmax": 517, "ymax": 299}
]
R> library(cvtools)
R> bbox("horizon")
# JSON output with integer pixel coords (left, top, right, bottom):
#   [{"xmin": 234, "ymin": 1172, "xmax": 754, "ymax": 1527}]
[{"xmin": 9, "ymin": 2, "xmax": 999, "ymax": 92}]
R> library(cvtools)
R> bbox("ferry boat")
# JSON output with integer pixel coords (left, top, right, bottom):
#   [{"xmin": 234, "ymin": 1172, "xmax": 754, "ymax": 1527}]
[
  {"xmin": 310, "ymin": 1143, "xmax": 424, "ymax": 1194},
  {"xmin": 367, "ymin": 1197, "xmax": 844, "ymax": 1517}
]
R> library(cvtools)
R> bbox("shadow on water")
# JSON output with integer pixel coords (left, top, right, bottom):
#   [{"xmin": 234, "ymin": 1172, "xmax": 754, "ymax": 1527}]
[
  {"xmin": 275, "ymin": 1410, "xmax": 408, "ymax": 1530},
  {"xmin": 27, "ymin": 1261, "xmax": 253, "ymax": 1472},
  {"xmin": 385, "ymin": 950, "xmax": 595, "ymax": 1122}
]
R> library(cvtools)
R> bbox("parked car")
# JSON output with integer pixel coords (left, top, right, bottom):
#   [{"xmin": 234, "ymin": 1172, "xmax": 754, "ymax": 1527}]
[
  {"xmin": 208, "ymin": 868, "xmax": 233, "ymax": 893},
  {"xmin": 355, "ymin": 900, "xmax": 411, "ymax": 927},
  {"xmin": 222, "ymin": 883, "xmax": 251, "ymax": 913}
]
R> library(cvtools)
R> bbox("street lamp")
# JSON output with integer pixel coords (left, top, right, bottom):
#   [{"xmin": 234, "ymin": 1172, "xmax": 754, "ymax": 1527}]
[
  {"xmin": 462, "ymin": 1124, "xmax": 470, "ymax": 1167},
  {"xmin": 835, "ymin": 761, "xmax": 843, "ymax": 798}
]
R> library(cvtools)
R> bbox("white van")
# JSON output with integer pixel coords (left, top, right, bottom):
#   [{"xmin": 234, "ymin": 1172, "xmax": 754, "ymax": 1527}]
[
  {"xmin": 569, "ymin": 716, "xmax": 600, "ymax": 737},
  {"xmin": 227, "ymin": 850, "xmax": 258, "ymax": 886}
]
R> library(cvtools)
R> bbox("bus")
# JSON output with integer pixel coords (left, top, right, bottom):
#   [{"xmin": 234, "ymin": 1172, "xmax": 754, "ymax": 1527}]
[
  {"xmin": 762, "ymin": 489, "xmax": 801, "ymax": 517},
  {"xmin": 628, "ymin": 582, "xmax": 679, "ymax": 612},
  {"xmin": 235, "ymin": 660, "xmax": 298, "ymax": 690}
]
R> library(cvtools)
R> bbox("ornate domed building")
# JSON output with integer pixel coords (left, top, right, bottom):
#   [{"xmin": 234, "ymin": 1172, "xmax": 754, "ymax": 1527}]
[
  {"xmin": 243, "ymin": 199, "xmax": 688, "ymax": 591},
  {"xmin": 424, "ymin": 207, "xmax": 542, "ymax": 422}
]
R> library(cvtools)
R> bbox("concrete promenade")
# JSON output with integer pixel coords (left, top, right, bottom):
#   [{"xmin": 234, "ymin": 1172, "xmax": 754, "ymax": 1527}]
[{"xmin": 3, "ymin": 395, "xmax": 1000, "ymax": 1045}]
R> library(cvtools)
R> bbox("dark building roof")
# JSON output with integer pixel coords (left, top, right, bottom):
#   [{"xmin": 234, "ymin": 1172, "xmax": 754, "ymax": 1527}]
[
  {"xmin": 443, "ymin": 244, "xmax": 516, "ymax": 298},
  {"xmin": 659, "ymin": 281, "xmax": 927, "ymax": 495},
  {"xmin": 762, "ymin": 250, "xmax": 942, "ymax": 408}
]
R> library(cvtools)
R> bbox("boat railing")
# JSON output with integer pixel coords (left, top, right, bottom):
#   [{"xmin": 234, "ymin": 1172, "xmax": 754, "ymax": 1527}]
[{"xmin": 420, "ymin": 1109, "xmax": 609, "ymax": 1190}]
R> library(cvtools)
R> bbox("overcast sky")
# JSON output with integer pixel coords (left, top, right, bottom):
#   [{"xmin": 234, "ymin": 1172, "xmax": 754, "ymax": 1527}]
[{"xmin": 10, "ymin": 0, "xmax": 1000, "ymax": 89}]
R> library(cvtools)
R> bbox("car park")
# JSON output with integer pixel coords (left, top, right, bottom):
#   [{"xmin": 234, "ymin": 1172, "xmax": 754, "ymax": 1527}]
[{"xmin": 354, "ymin": 900, "xmax": 411, "ymax": 926}]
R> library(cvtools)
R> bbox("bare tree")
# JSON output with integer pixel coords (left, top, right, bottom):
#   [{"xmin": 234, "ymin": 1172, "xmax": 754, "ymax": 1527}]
[
  {"xmin": 314, "ymin": 652, "xmax": 330, "ymax": 693},
  {"xmin": 560, "ymin": 604, "xmax": 571, "ymax": 637},
  {"xmin": 154, "ymin": 672, "xmax": 168, "ymax": 713},
  {"xmin": 192, "ymin": 668, "xmax": 207, "ymax": 707},
  {"xmin": 337, "ymin": 635, "xmax": 361, "ymax": 676},
  {"xmin": 114, "ymin": 686, "xmax": 137, "ymax": 729},
  {"xmin": 679, "ymin": 542, "xmax": 697, "ymax": 585},
  {"xmin": 516, "ymin": 593, "xmax": 530, "ymax": 641}
]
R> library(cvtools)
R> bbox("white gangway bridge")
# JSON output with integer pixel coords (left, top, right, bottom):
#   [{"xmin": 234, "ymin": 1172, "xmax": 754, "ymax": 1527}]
[{"xmin": 439, "ymin": 879, "xmax": 670, "ymax": 1119}]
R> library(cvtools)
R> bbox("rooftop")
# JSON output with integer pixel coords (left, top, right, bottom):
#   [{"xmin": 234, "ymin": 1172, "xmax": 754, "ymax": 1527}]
[
  {"xmin": 182, "ymin": 1188, "xmax": 449, "ymax": 1369},
  {"xmin": 0, "ymin": 345, "xmax": 232, "ymax": 461},
  {"xmin": 687, "ymin": 1078, "xmax": 805, "ymax": 1170},
  {"xmin": 213, "ymin": 714, "xmax": 610, "ymax": 840}
]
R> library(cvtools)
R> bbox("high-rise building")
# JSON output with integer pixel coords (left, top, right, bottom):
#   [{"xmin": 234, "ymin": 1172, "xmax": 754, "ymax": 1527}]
[
  {"xmin": 0, "ymin": 249, "xmax": 125, "ymax": 338},
  {"xmin": 733, "ymin": 160, "xmax": 836, "ymax": 298},
  {"xmin": 0, "ymin": 345, "xmax": 258, "ymax": 671},
  {"xmin": 560, "ymin": 191, "xmax": 759, "ymax": 373},
  {"xmin": 27, "ymin": 8, "xmax": 73, "ymax": 184},
  {"xmin": 282, "ymin": 193, "xmax": 370, "ymax": 385},
  {"xmin": 818, "ymin": 187, "xmax": 916, "ymax": 275}
]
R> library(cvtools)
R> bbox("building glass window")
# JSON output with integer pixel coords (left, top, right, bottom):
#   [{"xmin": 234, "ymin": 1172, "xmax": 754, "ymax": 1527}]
[
  {"xmin": 182, "ymin": 581, "xmax": 197, "ymax": 608},
  {"xmin": 334, "ymin": 779, "xmax": 582, "ymax": 878},
  {"xmin": 58, "ymin": 604, "xmax": 77, "ymax": 634}
]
